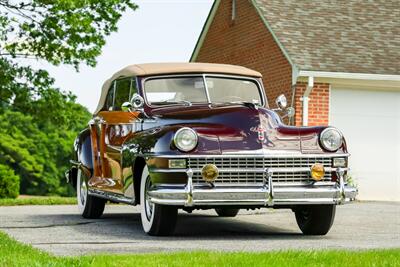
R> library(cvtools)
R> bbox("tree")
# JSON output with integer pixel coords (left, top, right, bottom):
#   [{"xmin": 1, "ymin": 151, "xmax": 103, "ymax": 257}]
[
  {"xmin": 0, "ymin": 0, "xmax": 137, "ymax": 67},
  {"xmin": 0, "ymin": 0, "xmax": 137, "ymax": 197},
  {"xmin": 0, "ymin": 108, "xmax": 90, "ymax": 196},
  {"xmin": 0, "ymin": 0, "xmax": 137, "ymax": 111},
  {"xmin": 0, "ymin": 164, "xmax": 19, "ymax": 198}
]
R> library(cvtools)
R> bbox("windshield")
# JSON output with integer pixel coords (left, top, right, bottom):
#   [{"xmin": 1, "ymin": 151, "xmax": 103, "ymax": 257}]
[{"xmin": 144, "ymin": 76, "xmax": 263, "ymax": 106}]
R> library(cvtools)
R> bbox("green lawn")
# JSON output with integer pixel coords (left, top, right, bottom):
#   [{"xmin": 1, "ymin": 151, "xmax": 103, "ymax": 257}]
[
  {"xmin": 0, "ymin": 196, "xmax": 76, "ymax": 206},
  {"xmin": 0, "ymin": 232, "xmax": 399, "ymax": 267}
]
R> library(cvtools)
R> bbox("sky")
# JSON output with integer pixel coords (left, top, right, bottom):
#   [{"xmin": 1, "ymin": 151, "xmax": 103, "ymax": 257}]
[{"xmin": 31, "ymin": 0, "xmax": 214, "ymax": 113}]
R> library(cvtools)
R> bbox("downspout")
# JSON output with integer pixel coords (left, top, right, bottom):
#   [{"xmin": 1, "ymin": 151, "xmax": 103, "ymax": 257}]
[{"xmin": 301, "ymin": 76, "xmax": 314, "ymax": 126}]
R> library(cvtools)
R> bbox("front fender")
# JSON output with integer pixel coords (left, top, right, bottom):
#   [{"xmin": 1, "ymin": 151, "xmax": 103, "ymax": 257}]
[
  {"xmin": 68, "ymin": 128, "xmax": 93, "ymax": 188},
  {"xmin": 122, "ymin": 125, "xmax": 185, "ymax": 158},
  {"xmin": 121, "ymin": 125, "xmax": 188, "ymax": 202}
]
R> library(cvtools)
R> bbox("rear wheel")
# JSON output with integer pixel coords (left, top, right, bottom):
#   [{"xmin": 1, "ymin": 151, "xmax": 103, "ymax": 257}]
[
  {"xmin": 77, "ymin": 169, "xmax": 106, "ymax": 219},
  {"xmin": 140, "ymin": 166, "xmax": 177, "ymax": 236},
  {"xmin": 215, "ymin": 208, "xmax": 240, "ymax": 217},
  {"xmin": 294, "ymin": 205, "xmax": 336, "ymax": 235}
]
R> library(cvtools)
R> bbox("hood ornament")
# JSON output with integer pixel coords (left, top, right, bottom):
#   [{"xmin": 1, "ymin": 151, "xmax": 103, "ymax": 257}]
[{"xmin": 251, "ymin": 125, "xmax": 273, "ymax": 147}]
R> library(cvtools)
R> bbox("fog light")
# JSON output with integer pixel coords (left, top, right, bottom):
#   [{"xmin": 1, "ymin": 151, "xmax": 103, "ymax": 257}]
[
  {"xmin": 168, "ymin": 159, "xmax": 186, "ymax": 169},
  {"xmin": 333, "ymin": 157, "xmax": 347, "ymax": 167},
  {"xmin": 201, "ymin": 164, "xmax": 219, "ymax": 182},
  {"xmin": 310, "ymin": 163, "xmax": 325, "ymax": 181}
]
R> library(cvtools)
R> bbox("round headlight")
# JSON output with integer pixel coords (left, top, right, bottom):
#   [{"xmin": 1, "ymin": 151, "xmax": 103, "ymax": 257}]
[
  {"xmin": 320, "ymin": 128, "xmax": 343, "ymax": 151},
  {"xmin": 173, "ymin": 127, "xmax": 198, "ymax": 152}
]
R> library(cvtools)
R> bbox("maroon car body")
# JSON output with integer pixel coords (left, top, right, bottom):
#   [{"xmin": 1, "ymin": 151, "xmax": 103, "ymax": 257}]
[{"xmin": 67, "ymin": 63, "xmax": 357, "ymax": 236}]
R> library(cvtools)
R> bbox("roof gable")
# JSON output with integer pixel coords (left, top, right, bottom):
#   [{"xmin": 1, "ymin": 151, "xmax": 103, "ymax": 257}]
[{"xmin": 253, "ymin": 0, "xmax": 400, "ymax": 75}]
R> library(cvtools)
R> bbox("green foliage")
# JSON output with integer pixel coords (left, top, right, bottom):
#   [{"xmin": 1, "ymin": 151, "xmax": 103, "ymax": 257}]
[
  {"xmin": 0, "ymin": 196, "xmax": 75, "ymax": 206},
  {"xmin": 0, "ymin": 164, "xmax": 19, "ymax": 198},
  {"xmin": 0, "ymin": 0, "xmax": 137, "ymax": 197},
  {"xmin": 0, "ymin": 107, "xmax": 91, "ymax": 196},
  {"xmin": 0, "ymin": 0, "xmax": 137, "ymax": 68}
]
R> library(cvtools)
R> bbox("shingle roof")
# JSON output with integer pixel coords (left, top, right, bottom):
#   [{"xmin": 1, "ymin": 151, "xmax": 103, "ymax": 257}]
[{"xmin": 253, "ymin": 0, "xmax": 400, "ymax": 75}]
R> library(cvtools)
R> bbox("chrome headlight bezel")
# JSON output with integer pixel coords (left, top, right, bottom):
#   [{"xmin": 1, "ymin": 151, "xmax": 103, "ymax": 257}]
[
  {"xmin": 173, "ymin": 127, "xmax": 198, "ymax": 152},
  {"xmin": 319, "ymin": 127, "xmax": 343, "ymax": 152}
]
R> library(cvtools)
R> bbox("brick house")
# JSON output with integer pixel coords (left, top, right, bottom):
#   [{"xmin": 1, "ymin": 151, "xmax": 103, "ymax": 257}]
[{"xmin": 191, "ymin": 0, "xmax": 400, "ymax": 201}]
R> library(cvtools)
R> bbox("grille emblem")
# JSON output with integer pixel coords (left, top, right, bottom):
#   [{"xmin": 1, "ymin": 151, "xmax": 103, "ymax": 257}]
[{"xmin": 257, "ymin": 126, "xmax": 266, "ymax": 141}]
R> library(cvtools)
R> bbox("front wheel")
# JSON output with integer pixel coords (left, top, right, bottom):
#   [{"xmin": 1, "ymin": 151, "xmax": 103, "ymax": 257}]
[
  {"xmin": 140, "ymin": 166, "xmax": 177, "ymax": 236},
  {"xmin": 294, "ymin": 205, "xmax": 336, "ymax": 235},
  {"xmin": 77, "ymin": 169, "xmax": 106, "ymax": 219}
]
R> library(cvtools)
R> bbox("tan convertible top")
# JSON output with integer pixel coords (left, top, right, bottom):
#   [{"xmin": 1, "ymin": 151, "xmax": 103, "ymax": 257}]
[{"xmin": 94, "ymin": 62, "xmax": 262, "ymax": 114}]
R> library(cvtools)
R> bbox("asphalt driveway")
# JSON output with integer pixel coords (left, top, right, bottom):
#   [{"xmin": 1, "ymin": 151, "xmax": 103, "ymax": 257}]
[{"xmin": 0, "ymin": 202, "xmax": 399, "ymax": 256}]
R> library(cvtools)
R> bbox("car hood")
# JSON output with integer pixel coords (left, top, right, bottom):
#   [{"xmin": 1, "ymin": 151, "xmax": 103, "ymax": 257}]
[{"xmin": 144, "ymin": 104, "xmax": 332, "ymax": 155}]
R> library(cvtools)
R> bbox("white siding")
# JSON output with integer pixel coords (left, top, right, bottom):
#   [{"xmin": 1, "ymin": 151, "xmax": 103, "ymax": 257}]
[{"xmin": 330, "ymin": 88, "xmax": 400, "ymax": 201}]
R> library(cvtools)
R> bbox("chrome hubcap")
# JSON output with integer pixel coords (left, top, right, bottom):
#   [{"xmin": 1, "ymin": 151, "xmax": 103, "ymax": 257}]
[{"xmin": 144, "ymin": 176, "xmax": 154, "ymax": 221}]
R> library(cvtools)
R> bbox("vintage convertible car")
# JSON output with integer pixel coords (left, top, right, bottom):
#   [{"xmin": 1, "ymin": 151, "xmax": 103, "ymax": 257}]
[{"xmin": 67, "ymin": 63, "xmax": 357, "ymax": 236}]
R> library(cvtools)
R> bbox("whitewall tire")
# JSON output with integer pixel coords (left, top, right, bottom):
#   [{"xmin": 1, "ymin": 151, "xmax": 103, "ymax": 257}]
[
  {"xmin": 140, "ymin": 166, "xmax": 177, "ymax": 236},
  {"xmin": 76, "ymin": 168, "xmax": 106, "ymax": 219}
]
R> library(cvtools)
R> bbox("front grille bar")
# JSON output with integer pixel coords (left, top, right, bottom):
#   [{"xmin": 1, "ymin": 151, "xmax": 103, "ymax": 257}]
[{"xmin": 187, "ymin": 156, "xmax": 336, "ymax": 185}]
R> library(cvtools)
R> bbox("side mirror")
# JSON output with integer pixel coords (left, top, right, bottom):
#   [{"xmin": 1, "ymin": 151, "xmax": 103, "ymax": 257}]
[
  {"xmin": 121, "ymin": 94, "xmax": 145, "ymax": 112},
  {"xmin": 131, "ymin": 94, "xmax": 144, "ymax": 109},
  {"xmin": 286, "ymin": 107, "xmax": 295, "ymax": 118},
  {"xmin": 273, "ymin": 94, "xmax": 295, "ymax": 122},
  {"xmin": 275, "ymin": 94, "xmax": 287, "ymax": 110}
]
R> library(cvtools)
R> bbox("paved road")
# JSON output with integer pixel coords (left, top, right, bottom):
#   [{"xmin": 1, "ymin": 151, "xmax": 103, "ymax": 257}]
[{"xmin": 0, "ymin": 202, "xmax": 399, "ymax": 256}]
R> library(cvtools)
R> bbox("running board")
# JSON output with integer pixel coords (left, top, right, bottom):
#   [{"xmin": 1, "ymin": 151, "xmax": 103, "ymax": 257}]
[{"xmin": 88, "ymin": 188, "xmax": 136, "ymax": 205}]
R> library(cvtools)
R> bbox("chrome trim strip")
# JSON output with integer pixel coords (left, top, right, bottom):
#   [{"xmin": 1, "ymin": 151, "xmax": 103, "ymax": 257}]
[
  {"xmin": 151, "ymin": 167, "xmax": 349, "ymax": 173},
  {"xmin": 153, "ymin": 181, "xmax": 337, "ymax": 187},
  {"xmin": 202, "ymin": 74, "xmax": 211, "ymax": 104},
  {"xmin": 185, "ymin": 169, "xmax": 194, "ymax": 207},
  {"xmin": 266, "ymin": 169, "xmax": 273, "ymax": 206},
  {"xmin": 151, "ymin": 168, "xmax": 186, "ymax": 173},
  {"xmin": 271, "ymin": 181, "xmax": 336, "ymax": 186},
  {"xmin": 151, "ymin": 153, "xmax": 350, "ymax": 159},
  {"xmin": 88, "ymin": 188, "xmax": 135, "ymax": 205},
  {"xmin": 336, "ymin": 167, "xmax": 346, "ymax": 204}
]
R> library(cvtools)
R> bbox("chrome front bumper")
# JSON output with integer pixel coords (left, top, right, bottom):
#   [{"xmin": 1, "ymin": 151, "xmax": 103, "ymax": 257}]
[{"xmin": 148, "ymin": 167, "xmax": 358, "ymax": 207}]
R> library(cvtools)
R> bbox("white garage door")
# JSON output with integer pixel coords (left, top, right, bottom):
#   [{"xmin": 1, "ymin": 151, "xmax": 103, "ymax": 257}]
[{"xmin": 330, "ymin": 88, "xmax": 400, "ymax": 201}]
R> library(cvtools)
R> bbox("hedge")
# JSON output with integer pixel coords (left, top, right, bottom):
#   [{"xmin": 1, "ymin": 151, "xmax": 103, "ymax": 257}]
[{"xmin": 0, "ymin": 164, "xmax": 20, "ymax": 199}]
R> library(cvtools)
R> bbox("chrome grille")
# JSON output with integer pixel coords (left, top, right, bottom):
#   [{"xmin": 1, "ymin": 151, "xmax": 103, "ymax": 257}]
[{"xmin": 188, "ymin": 157, "xmax": 333, "ymax": 185}]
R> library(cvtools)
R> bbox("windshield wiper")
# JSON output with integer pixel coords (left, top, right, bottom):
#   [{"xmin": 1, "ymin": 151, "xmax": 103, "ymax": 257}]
[{"xmin": 152, "ymin": 100, "xmax": 192, "ymax": 106}]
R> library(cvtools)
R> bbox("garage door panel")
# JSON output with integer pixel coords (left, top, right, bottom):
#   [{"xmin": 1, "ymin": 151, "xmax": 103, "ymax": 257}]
[{"xmin": 330, "ymin": 88, "xmax": 400, "ymax": 201}]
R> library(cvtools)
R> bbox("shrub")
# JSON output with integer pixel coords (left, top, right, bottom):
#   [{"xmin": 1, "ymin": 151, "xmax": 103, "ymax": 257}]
[{"xmin": 0, "ymin": 164, "xmax": 20, "ymax": 199}]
